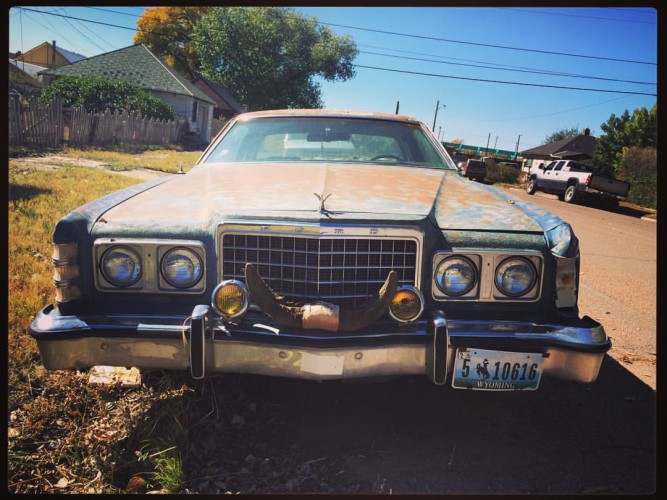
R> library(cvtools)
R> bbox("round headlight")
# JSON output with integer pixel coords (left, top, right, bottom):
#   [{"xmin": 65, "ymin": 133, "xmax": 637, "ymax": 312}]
[
  {"xmin": 495, "ymin": 257, "xmax": 537, "ymax": 297},
  {"xmin": 161, "ymin": 248, "xmax": 203, "ymax": 288},
  {"xmin": 389, "ymin": 286, "xmax": 425, "ymax": 323},
  {"xmin": 435, "ymin": 256, "xmax": 477, "ymax": 296},
  {"xmin": 212, "ymin": 280, "xmax": 249, "ymax": 319},
  {"xmin": 101, "ymin": 246, "xmax": 142, "ymax": 287}
]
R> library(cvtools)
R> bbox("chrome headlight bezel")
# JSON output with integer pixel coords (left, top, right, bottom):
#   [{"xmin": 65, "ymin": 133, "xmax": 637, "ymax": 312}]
[
  {"xmin": 100, "ymin": 245, "xmax": 143, "ymax": 287},
  {"xmin": 94, "ymin": 239, "xmax": 206, "ymax": 293},
  {"xmin": 434, "ymin": 255, "xmax": 478, "ymax": 297},
  {"xmin": 160, "ymin": 247, "xmax": 204, "ymax": 289},
  {"xmin": 494, "ymin": 256, "xmax": 538, "ymax": 298},
  {"xmin": 432, "ymin": 251, "xmax": 542, "ymax": 302}
]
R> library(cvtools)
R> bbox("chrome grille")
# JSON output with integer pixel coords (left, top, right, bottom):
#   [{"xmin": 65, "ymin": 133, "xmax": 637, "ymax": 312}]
[{"xmin": 221, "ymin": 233, "xmax": 418, "ymax": 307}]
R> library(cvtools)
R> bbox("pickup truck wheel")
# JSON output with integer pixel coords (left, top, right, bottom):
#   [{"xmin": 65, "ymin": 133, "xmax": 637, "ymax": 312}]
[
  {"xmin": 563, "ymin": 185, "xmax": 577, "ymax": 203},
  {"xmin": 526, "ymin": 179, "xmax": 537, "ymax": 195}
]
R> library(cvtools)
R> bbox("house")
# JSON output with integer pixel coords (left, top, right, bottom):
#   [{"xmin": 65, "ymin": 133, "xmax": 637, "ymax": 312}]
[
  {"xmin": 191, "ymin": 76, "xmax": 244, "ymax": 136},
  {"xmin": 14, "ymin": 40, "xmax": 86, "ymax": 68},
  {"xmin": 39, "ymin": 43, "xmax": 216, "ymax": 145},
  {"xmin": 519, "ymin": 129, "xmax": 596, "ymax": 173},
  {"xmin": 8, "ymin": 60, "xmax": 42, "ymax": 96},
  {"xmin": 521, "ymin": 129, "xmax": 596, "ymax": 161}
]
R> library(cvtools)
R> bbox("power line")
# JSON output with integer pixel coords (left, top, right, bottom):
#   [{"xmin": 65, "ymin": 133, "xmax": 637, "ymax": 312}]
[
  {"xmin": 83, "ymin": 6, "xmax": 658, "ymax": 66},
  {"xmin": 354, "ymin": 64, "xmax": 657, "ymax": 96},
  {"xmin": 16, "ymin": 6, "xmax": 657, "ymax": 97},
  {"xmin": 500, "ymin": 7, "xmax": 656, "ymax": 24},
  {"xmin": 318, "ymin": 21, "xmax": 656, "ymax": 66},
  {"xmin": 360, "ymin": 50, "xmax": 655, "ymax": 87}
]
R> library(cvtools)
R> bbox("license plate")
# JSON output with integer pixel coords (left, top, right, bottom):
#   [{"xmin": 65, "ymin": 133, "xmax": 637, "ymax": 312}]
[{"xmin": 452, "ymin": 348, "xmax": 545, "ymax": 391}]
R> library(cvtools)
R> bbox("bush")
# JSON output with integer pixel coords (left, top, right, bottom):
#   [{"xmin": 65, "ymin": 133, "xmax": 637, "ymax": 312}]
[
  {"xmin": 40, "ymin": 76, "xmax": 176, "ymax": 121},
  {"xmin": 486, "ymin": 163, "xmax": 521, "ymax": 185},
  {"xmin": 618, "ymin": 146, "xmax": 656, "ymax": 209}
]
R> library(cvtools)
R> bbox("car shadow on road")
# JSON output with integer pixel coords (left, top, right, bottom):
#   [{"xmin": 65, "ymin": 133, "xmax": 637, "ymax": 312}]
[{"xmin": 122, "ymin": 355, "xmax": 656, "ymax": 494}]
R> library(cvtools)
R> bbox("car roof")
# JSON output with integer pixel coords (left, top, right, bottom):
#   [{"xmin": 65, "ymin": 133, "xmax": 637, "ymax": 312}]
[{"xmin": 234, "ymin": 108, "xmax": 423, "ymax": 125}]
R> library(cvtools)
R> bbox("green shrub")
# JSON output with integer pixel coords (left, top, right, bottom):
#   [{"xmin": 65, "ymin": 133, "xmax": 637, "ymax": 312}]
[
  {"xmin": 40, "ymin": 76, "xmax": 176, "ymax": 121},
  {"xmin": 618, "ymin": 146, "xmax": 656, "ymax": 208}
]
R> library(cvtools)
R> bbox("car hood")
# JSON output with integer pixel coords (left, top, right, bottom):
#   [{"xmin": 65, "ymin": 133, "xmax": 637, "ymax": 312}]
[{"xmin": 94, "ymin": 162, "xmax": 544, "ymax": 234}]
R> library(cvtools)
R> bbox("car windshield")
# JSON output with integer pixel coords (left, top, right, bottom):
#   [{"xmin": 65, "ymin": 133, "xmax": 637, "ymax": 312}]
[{"xmin": 200, "ymin": 116, "xmax": 454, "ymax": 169}]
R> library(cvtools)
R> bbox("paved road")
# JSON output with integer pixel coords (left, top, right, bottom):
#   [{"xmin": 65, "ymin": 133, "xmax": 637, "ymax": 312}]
[{"xmin": 501, "ymin": 187, "xmax": 656, "ymax": 390}]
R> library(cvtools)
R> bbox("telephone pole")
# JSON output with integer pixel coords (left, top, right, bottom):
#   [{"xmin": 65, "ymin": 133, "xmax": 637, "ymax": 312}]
[
  {"xmin": 395, "ymin": 101, "xmax": 400, "ymax": 114},
  {"xmin": 485, "ymin": 133, "xmax": 491, "ymax": 154},
  {"xmin": 432, "ymin": 101, "xmax": 446, "ymax": 131},
  {"xmin": 514, "ymin": 134, "xmax": 522, "ymax": 159}
]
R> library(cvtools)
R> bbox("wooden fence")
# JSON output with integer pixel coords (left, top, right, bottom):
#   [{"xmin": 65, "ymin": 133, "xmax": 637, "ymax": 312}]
[
  {"xmin": 8, "ymin": 96, "xmax": 63, "ymax": 149},
  {"xmin": 8, "ymin": 96, "xmax": 183, "ymax": 149}
]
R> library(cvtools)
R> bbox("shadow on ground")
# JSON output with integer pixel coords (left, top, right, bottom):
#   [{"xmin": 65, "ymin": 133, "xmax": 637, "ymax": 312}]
[{"xmin": 124, "ymin": 355, "xmax": 655, "ymax": 494}]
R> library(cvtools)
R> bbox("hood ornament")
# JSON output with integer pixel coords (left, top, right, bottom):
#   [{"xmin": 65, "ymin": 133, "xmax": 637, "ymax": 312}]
[{"xmin": 313, "ymin": 192, "xmax": 333, "ymax": 216}]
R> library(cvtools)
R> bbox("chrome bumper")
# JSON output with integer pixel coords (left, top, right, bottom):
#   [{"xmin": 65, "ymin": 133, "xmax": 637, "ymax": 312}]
[{"xmin": 30, "ymin": 305, "xmax": 611, "ymax": 385}]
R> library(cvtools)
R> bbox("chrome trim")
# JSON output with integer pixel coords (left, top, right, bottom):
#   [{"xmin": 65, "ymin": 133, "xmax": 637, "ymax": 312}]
[
  {"xmin": 211, "ymin": 280, "xmax": 250, "ymax": 319},
  {"xmin": 93, "ymin": 238, "xmax": 206, "ymax": 294},
  {"xmin": 216, "ymin": 222, "xmax": 424, "ymax": 305},
  {"xmin": 432, "ymin": 249, "xmax": 543, "ymax": 302},
  {"xmin": 389, "ymin": 285, "xmax": 425, "ymax": 323},
  {"xmin": 31, "ymin": 308, "xmax": 609, "ymax": 384}
]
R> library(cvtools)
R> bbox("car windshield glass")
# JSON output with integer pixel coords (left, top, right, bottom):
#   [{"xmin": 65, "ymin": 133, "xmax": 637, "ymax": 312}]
[{"xmin": 200, "ymin": 117, "xmax": 453, "ymax": 169}]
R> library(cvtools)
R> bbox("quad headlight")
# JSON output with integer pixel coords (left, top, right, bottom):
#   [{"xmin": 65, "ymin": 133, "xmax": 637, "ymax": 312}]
[
  {"xmin": 161, "ymin": 247, "xmax": 203, "ymax": 288},
  {"xmin": 494, "ymin": 257, "xmax": 537, "ymax": 297},
  {"xmin": 435, "ymin": 256, "xmax": 477, "ymax": 296},
  {"xmin": 101, "ymin": 246, "xmax": 142, "ymax": 287}
]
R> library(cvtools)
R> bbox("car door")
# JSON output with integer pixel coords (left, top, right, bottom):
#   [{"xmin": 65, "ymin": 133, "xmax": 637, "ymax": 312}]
[
  {"xmin": 549, "ymin": 161, "xmax": 566, "ymax": 190},
  {"xmin": 540, "ymin": 161, "xmax": 557, "ymax": 189}
]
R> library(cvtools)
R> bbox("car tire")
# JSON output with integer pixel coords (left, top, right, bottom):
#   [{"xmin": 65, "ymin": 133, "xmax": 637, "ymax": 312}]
[
  {"xmin": 526, "ymin": 178, "xmax": 537, "ymax": 195},
  {"xmin": 563, "ymin": 185, "xmax": 576, "ymax": 203}
]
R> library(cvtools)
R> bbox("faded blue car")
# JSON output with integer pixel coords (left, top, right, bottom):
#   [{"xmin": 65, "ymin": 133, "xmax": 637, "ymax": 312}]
[{"xmin": 30, "ymin": 110, "xmax": 610, "ymax": 391}]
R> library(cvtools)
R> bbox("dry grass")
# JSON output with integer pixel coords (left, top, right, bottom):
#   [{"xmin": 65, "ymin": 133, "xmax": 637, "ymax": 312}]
[
  {"xmin": 61, "ymin": 148, "xmax": 203, "ymax": 174},
  {"xmin": 7, "ymin": 162, "xmax": 193, "ymax": 493}
]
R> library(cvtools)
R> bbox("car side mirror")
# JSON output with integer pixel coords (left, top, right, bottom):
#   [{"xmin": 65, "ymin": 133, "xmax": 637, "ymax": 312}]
[{"xmin": 538, "ymin": 165, "xmax": 545, "ymax": 170}]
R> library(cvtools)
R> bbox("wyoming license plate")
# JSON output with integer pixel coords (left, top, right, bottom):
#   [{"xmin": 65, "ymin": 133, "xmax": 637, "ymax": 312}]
[{"xmin": 452, "ymin": 348, "xmax": 545, "ymax": 391}]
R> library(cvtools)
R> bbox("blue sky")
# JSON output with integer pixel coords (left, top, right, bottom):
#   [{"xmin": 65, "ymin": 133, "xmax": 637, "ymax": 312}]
[{"xmin": 8, "ymin": 6, "xmax": 657, "ymax": 152}]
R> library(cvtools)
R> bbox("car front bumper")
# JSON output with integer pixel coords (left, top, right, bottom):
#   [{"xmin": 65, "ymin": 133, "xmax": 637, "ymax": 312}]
[{"xmin": 29, "ymin": 305, "xmax": 611, "ymax": 385}]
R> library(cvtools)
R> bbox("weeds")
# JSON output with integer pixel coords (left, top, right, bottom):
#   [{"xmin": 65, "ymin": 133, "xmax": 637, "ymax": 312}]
[{"xmin": 62, "ymin": 147, "xmax": 202, "ymax": 174}]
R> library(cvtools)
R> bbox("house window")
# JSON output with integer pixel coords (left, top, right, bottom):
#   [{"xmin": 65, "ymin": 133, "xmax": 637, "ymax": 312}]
[{"xmin": 192, "ymin": 101, "xmax": 198, "ymax": 122}]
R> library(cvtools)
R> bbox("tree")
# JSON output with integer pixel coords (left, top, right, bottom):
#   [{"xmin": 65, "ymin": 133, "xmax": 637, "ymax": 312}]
[
  {"xmin": 134, "ymin": 7, "xmax": 211, "ymax": 80},
  {"xmin": 193, "ymin": 7, "xmax": 358, "ymax": 110},
  {"xmin": 593, "ymin": 104, "xmax": 656, "ymax": 177},
  {"xmin": 542, "ymin": 127, "xmax": 581, "ymax": 145},
  {"xmin": 40, "ymin": 76, "xmax": 176, "ymax": 121}
]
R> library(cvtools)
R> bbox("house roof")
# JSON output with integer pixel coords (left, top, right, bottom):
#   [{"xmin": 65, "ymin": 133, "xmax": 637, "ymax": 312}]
[
  {"xmin": 192, "ymin": 76, "xmax": 244, "ymax": 113},
  {"xmin": 521, "ymin": 133, "xmax": 596, "ymax": 159},
  {"xmin": 9, "ymin": 61, "xmax": 42, "ymax": 88},
  {"xmin": 39, "ymin": 44, "xmax": 214, "ymax": 105},
  {"xmin": 19, "ymin": 41, "xmax": 86, "ymax": 64},
  {"xmin": 9, "ymin": 58, "xmax": 47, "ymax": 80}
]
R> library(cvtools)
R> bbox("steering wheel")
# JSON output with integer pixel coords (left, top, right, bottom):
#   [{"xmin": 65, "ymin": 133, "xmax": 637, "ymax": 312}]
[{"xmin": 370, "ymin": 154, "xmax": 405, "ymax": 162}]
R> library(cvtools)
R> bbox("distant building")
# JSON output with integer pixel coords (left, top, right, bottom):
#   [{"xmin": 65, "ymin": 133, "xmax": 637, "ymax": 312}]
[
  {"xmin": 14, "ymin": 40, "xmax": 86, "ymax": 68},
  {"xmin": 39, "ymin": 43, "xmax": 216, "ymax": 145},
  {"xmin": 521, "ymin": 129, "xmax": 596, "ymax": 161}
]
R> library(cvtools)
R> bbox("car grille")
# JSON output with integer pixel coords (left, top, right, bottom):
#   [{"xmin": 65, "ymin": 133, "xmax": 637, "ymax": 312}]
[{"xmin": 221, "ymin": 233, "xmax": 418, "ymax": 307}]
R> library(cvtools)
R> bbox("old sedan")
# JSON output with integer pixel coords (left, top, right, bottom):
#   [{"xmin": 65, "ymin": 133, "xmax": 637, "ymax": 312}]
[{"xmin": 30, "ymin": 109, "xmax": 610, "ymax": 391}]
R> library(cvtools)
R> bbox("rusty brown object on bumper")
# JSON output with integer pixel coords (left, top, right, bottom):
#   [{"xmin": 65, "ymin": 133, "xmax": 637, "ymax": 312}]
[{"xmin": 244, "ymin": 263, "xmax": 398, "ymax": 332}]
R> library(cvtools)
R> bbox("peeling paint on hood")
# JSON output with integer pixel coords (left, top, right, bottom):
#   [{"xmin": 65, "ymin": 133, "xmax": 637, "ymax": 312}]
[{"xmin": 94, "ymin": 162, "xmax": 544, "ymax": 234}]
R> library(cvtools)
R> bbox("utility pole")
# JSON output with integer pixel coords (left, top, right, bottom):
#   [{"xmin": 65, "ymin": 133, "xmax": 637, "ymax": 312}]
[
  {"xmin": 395, "ymin": 101, "xmax": 400, "ymax": 115},
  {"xmin": 493, "ymin": 135, "xmax": 498, "ymax": 151},
  {"xmin": 486, "ymin": 133, "xmax": 491, "ymax": 154},
  {"xmin": 514, "ymin": 134, "xmax": 522, "ymax": 159},
  {"xmin": 432, "ymin": 100, "xmax": 439, "ymax": 130}
]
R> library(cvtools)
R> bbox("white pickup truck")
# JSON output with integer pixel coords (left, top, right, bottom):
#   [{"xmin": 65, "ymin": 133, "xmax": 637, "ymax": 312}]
[{"xmin": 525, "ymin": 159, "xmax": 630, "ymax": 204}]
